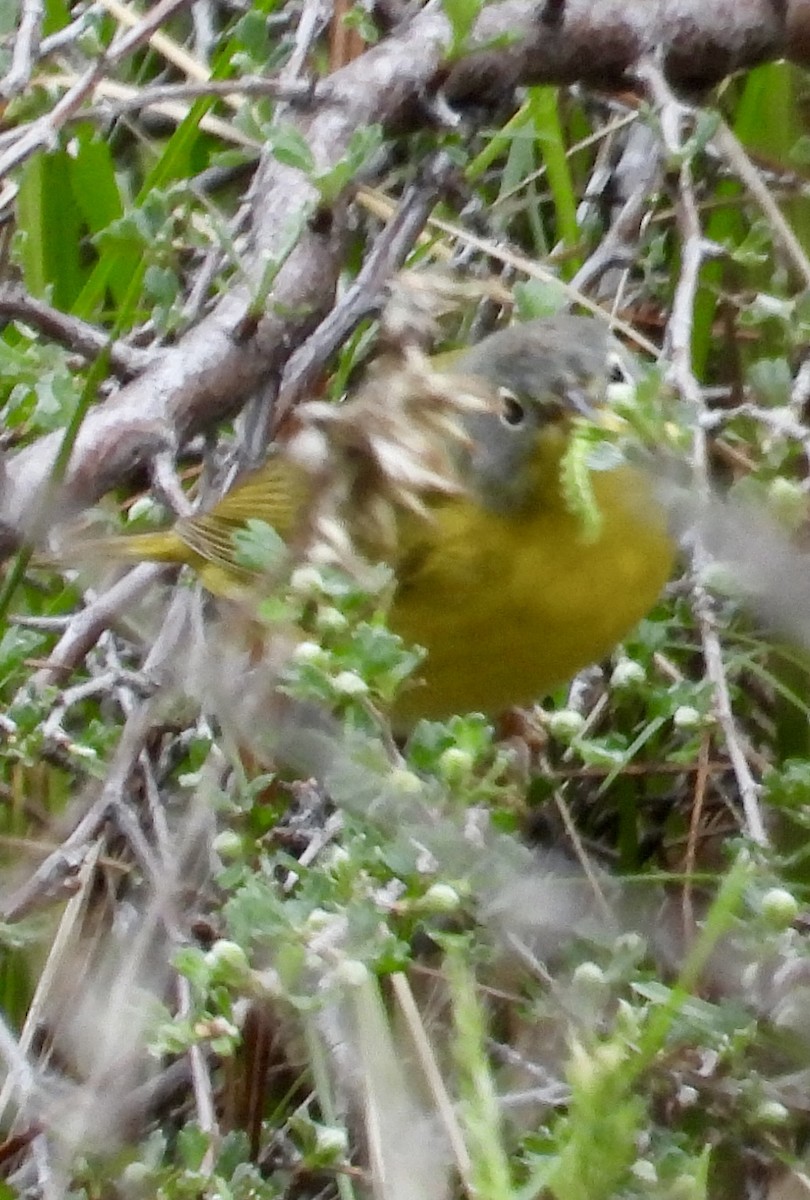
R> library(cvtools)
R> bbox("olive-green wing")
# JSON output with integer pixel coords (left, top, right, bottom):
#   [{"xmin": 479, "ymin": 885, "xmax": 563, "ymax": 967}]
[{"xmin": 174, "ymin": 455, "xmax": 312, "ymax": 570}]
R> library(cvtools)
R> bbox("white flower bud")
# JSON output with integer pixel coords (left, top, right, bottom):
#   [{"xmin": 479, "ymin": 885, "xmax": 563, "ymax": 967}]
[
  {"xmin": 315, "ymin": 1125, "xmax": 348, "ymax": 1159},
  {"xmin": 293, "ymin": 640, "xmax": 327, "ymax": 666},
  {"xmin": 315, "ymin": 606, "xmax": 349, "ymax": 633},
  {"xmin": 388, "ymin": 768, "xmax": 423, "ymax": 795},
  {"xmin": 290, "ymin": 565, "xmax": 326, "ymax": 596},
  {"xmin": 421, "ymin": 883, "xmax": 461, "ymax": 913},
  {"xmin": 673, "ymin": 705, "xmax": 702, "ymax": 730},
  {"xmin": 332, "ymin": 671, "xmax": 368, "ymax": 697},
  {"xmin": 334, "ymin": 959, "xmax": 369, "ymax": 987}
]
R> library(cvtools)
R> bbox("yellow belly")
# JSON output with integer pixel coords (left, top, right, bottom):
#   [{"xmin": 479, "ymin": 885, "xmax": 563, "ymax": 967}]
[{"xmin": 390, "ymin": 464, "xmax": 674, "ymax": 725}]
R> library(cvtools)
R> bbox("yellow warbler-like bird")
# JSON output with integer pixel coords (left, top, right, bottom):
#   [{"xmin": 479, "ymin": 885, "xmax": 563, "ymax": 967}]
[{"xmin": 89, "ymin": 317, "xmax": 675, "ymax": 724}]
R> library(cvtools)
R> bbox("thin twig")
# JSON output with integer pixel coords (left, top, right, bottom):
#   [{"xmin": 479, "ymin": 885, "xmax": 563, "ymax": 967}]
[
  {"xmin": 1, "ymin": 707, "xmax": 154, "ymax": 921},
  {"xmin": 642, "ymin": 58, "xmax": 769, "ymax": 848},
  {"xmin": 683, "ymin": 732, "xmax": 711, "ymax": 936},
  {"xmin": 1, "ymin": 0, "xmax": 43, "ymax": 97},
  {"xmin": 0, "ymin": 0, "xmax": 194, "ymax": 182},
  {"xmin": 0, "ymin": 61, "xmax": 106, "ymax": 185},
  {"xmin": 33, "ymin": 564, "xmax": 168, "ymax": 688},
  {"xmin": 390, "ymin": 972, "xmax": 474, "ymax": 1192},
  {"xmin": 38, "ymin": 5, "xmax": 104, "ymax": 55},
  {"xmin": 0, "ymin": 286, "xmax": 151, "ymax": 376},
  {"xmin": 34, "ymin": 73, "xmax": 260, "ymax": 149},
  {"xmin": 73, "ymin": 73, "xmax": 322, "ymax": 111},
  {"xmin": 0, "ymin": 839, "xmax": 104, "ymax": 1129},
  {"xmin": 275, "ymin": 152, "xmax": 459, "ymax": 423},
  {"xmin": 713, "ymin": 120, "xmax": 810, "ymax": 289}
]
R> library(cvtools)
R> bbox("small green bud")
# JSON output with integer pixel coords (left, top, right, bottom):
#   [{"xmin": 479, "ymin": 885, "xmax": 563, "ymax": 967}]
[
  {"xmin": 700, "ymin": 561, "xmax": 740, "ymax": 595},
  {"xmin": 205, "ymin": 939, "xmax": 250, "ymax": 983},
  {"xmin": 438, "ymin": 746, "xmax": 474, "ymax": 782},
  {"xmin": 212, "ymin": 830, "xmax": 243, "ymax": 860},
  {"xmin": 567, "ymin": 1038, "xmax": 626, "ymax": 1094},
  {"xmin": 592, "ymin": 1041, "xmax": 626, "ymax": 1074},
  {"xmin": 668, "ymin": 1174, "xmax": 703, "ymax": 1200},
  {"xmin": 293, "ymin": 640, "xmax": 327, "ymax": 666},
  {"xmin": 325, "ymin": 846, "xmax": 350, "ymax": 869},
  {"xmin": 631, "ymin": 1160, "xmax": 657, "ymax": 1184},
  {"xmin": 571, "ymin": 961, "xmax": 607, "ymax": 997},
  {"xmin": 306, "ymin": 907, "xmax": 332, "ymax": 930},
  {"xmin": 768, "ymin": 477, "xmax": 806, "ymax": 528},
  {"xmin": 71, "ymin": 743, "xmax": 99, "ymax": 761},
  {"xmin": 614, "ymin": 931, "xmax": 646, "ymax": 960},
  {"xmin": 760, "ymin": 887, "xmax": 799, "ymax": 929},
  {"xmin": 547, "ymin": 709, "xmax": 586, "ymax": 741},
  {"xmin": 610, "ymin": 659, "xmax": 646, "ymax": 689},
  {"xmin": 388, "ymin": 768, "xmax": 422, "ymax": 795},
  {"xmin": 314, "ymin": 1125, "xmax": 348, "ymax": 1160},
  {"xmin": 127, "ymin": 496, "xmax": 161, "ymax": 524},
  {"xmin": 119, "ymin": 1161, "xmax": 153, "ymax": 1198},
  {"xmin": 605, "ymin": 380, "xmax": 637, "ymax": 409}
]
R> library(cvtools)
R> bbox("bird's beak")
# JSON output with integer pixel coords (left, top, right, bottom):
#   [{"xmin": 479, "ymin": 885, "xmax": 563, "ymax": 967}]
[
  {"xmin": 566, "ymin": 387, "xmax": 597, "ymax": 419},
  {"xmin": 563, "ymin": 377, "xmax": 604, "ymax": 421}
]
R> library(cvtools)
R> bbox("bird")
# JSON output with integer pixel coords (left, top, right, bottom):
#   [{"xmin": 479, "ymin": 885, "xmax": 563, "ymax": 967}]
[{"xmin": 80, "ymin": 316, "xmax": 676, "ymax": 725}]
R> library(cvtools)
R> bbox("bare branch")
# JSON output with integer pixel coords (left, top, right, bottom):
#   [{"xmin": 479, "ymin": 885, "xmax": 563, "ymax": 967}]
[
  {"xmin": 643, "ymin": 59, "xmax": 770, "ymax": 848},
  {"xmin": 0, "ymin": 287, "xmax": 152, "ymax": 377},
  {"xmin": 78, "ymin": 74, "xmax": 322, "ymax": 114},
  {"xmin": 1, "ymin": 0, "xmax": 43, "ymax": 98}
]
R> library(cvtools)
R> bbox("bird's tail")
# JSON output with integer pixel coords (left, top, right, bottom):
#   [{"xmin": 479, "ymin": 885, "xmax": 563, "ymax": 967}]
[
  {"xmin": 40, "ymin": 527, "xmax": 189, "ymax": 573},
  {"xmin": 90, "ymin": 529, "xmax": 187, "ymax": 564}
]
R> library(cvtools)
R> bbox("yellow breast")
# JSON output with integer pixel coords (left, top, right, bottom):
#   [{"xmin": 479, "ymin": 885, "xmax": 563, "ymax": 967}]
[{"xmin": 389, "ymin": 463, "xmax": 674, "ymax": 725}]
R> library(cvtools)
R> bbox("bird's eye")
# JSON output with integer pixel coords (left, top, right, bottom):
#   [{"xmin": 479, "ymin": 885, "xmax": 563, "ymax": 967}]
[{"xmin": 499, "ymin": 388, "xmax": 526, "ymax": 427}]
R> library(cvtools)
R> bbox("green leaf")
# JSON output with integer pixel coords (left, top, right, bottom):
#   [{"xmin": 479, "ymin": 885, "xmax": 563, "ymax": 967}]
[
  {"xmin": 746, "ymin": 356, "xmax": 792, "ymax": 406},
  {"xmin": 233, "ymin": 9, "xmax": 271, "ymax": 59},
  {"xmin": 528, "ymin": 86, "xmax": 580, "ymax": 272},
  {"xmin": 17, "ymin": 149, "xmax": 86, "ymax": 309},
  {"xmin": 67, "ymin": 125, "xmax": 129, "ymax": 305},
  {"xmin": 513, "ymin": 278, "xmax": 567, "ymax": 320},
  {"xmin": 314, "ymin": 125, "xmax": 383, "ymax": 204},
  {"xmin": 441, "ymin": 0, "xmax": 483, "ymax": 58},
  {"xmin": 233, "ymin": 518, "xmax": 289, "ymax": 574},
  {"xmin": 177, "ymin": 1123, "xmax": 210, "ymax": 1171},
  {"xmin": 143, "ymin": 264, "xmax": 180, "ymax": 306},
  {"xmin": 267, "ymin": 123, "xmax": 316, "ymax": 173}
]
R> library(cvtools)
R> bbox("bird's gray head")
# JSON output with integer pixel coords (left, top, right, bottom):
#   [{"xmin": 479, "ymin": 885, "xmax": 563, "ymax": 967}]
[{"xmin": 455, "ymin": 316, "xmax": 613, "ymax": 513}]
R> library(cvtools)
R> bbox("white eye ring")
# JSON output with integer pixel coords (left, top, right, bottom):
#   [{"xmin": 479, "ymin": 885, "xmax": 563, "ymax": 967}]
[{"xmin": 498, "ymin": 387, "xmax": 526, "ymax": 427}]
